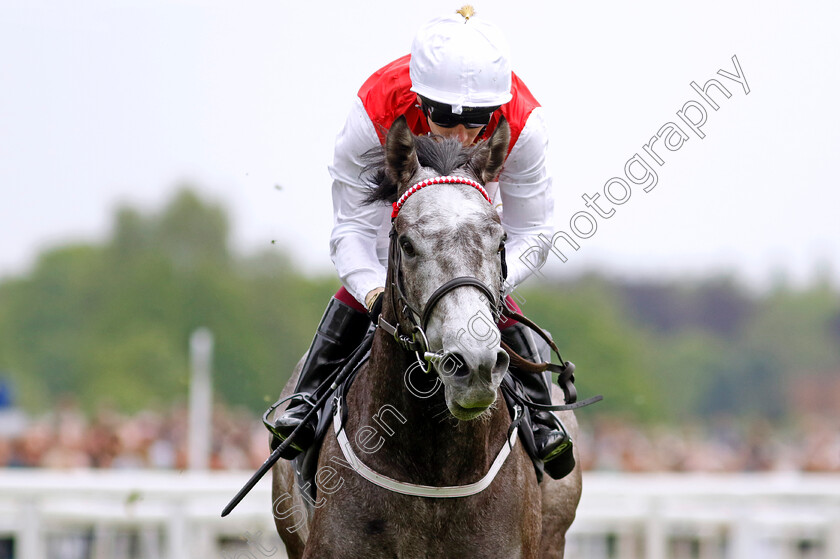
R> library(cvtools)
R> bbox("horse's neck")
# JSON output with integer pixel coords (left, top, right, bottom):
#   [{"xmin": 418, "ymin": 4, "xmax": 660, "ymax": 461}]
[{"xmin": 349, "ymin": 325, "xmax": 511, "ymax": 486}]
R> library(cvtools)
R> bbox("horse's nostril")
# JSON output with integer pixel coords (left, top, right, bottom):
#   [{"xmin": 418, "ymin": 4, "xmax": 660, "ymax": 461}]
[
  {"xmin": 438, "ymin": 350, "xmax": 508, "ymax": 382},
  {"xmin": 451, "ymin": 355, "xmax": 471, "ymax": 379},
  {"xmin": 494, "ymin": 348, "xmax": 510, "ymax": 377},
  {"xmin": 438, "ymin": 352, "xmax": 470, "ymax": 379},
  {"xmin": 453, "ymin": 363, "xmax": 471, "ymax": 379}
]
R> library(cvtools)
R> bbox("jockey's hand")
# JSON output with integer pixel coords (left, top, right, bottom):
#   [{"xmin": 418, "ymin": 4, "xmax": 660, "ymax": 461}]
[{"xmin": 365, "ymin": 287, "xmax": 385, "ymax": 322}]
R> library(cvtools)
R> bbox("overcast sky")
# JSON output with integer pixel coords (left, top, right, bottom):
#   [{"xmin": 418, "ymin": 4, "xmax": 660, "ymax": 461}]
[{"xmin": 2, "ymin": 0, "xmax": 838, "ymax": 292}]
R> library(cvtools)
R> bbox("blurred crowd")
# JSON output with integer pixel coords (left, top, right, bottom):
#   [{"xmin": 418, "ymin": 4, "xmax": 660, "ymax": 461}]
[
  {"xmin": 0, "ymin": 399, "xmax": 268, "ymax": 470},
  {"xmin": 1, "ymin": 399, "xmax": 838, "ymax": 472},
  {"xmin": 578, "ymin": 415, "xmax": 840, "ymax": 473}
]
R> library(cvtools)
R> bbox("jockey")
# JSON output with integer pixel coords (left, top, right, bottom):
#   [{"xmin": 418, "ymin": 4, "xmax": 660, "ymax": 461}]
[{"xmin": 273, "ymin": 6, "xmax": 571, "ymax": 479}]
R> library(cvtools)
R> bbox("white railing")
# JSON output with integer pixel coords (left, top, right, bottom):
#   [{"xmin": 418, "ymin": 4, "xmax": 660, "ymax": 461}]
[
  {"xmin": 0, "ymin": 470, "xmax": 280, "ymax": 559},
  {"xmin": 569, "ymin": 472, "xmax": 840, "ymax": 559},
  {"xmin": 1, "ymin": 470, "xmax": 839, "ymax": 559}
]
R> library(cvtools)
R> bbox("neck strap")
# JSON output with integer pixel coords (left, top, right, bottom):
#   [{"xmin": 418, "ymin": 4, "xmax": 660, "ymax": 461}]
[{"xmin": 333, "ymin": 397, "xmax": 521, "ymax": 498}]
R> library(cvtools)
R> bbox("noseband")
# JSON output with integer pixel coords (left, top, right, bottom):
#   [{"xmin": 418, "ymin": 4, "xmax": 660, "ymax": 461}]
[{"xmin": 377, "ymin": 175, "xmax": 507, "ymax": 373}]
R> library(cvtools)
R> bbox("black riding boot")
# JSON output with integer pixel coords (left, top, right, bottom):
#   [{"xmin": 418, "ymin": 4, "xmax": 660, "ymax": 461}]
[
  {"xmin": 271, "ymin": 297, "xmax": 371, "ymax": 458},
  {"xmin": 501, "ymin": 322, "xmax": 575, "ymax": 480}
]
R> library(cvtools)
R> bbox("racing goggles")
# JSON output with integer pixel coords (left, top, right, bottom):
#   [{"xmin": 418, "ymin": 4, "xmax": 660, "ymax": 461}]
[{"xmin": 420, "ymin": 96, "xmax": 500, "ymax": 129}]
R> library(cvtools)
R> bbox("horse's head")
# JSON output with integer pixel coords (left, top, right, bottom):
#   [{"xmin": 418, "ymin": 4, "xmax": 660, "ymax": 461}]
[{"xmin": 366, "ymin": 116, "xmax": 512, "ymax": 420}]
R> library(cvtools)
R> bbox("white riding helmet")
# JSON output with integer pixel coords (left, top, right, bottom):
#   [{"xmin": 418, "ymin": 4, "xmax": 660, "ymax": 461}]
[{"xmin": 409, "ymin": 6, "xmax": 513, "ymax": 114}]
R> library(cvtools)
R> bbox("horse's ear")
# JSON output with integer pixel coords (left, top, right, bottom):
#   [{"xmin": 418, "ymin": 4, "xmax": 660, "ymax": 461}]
[
  {"xmin": 385, "ymin": 115, "xmax": 419, "ymax": 192},
  {"xmin": 470, "ymin": 116, "xmax": 510, "ymax": 185}
]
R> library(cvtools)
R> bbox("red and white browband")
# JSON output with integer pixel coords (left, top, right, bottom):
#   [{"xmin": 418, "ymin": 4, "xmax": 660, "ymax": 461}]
[{"xmin": 391, "ymin": 175, "xmax": 491, "ymax": 219}]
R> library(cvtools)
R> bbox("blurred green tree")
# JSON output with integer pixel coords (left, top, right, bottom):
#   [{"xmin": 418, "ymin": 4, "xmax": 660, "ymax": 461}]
[
  {"xmin": 0, "ymin": 189, "xmax": 838, "ymax": 426},
  {"xmin": 518, "ymin": 275, "xmax": 663, "ymax": 421},
  {"xmin": 0, "ymin": 188, "xmax": 338, "ymax": 413}
]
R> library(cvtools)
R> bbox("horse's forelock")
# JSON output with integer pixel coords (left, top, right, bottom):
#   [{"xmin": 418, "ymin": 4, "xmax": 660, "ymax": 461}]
[
  {"xmin": 361, "ymin": 134, "xmax": 478, "ymax": 205},
  {"xmin": 414, "ymin": 137, "xmax": 471, "ymax": 180}
]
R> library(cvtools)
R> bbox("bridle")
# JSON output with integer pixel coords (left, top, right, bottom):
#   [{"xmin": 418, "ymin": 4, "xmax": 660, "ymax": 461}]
[
  {"xmin": 376, "ymin": 175, "xmax": 508, "ymax": 374},
  {"xmin": 222, "ymin": 176, "xmax": 599, "ymax": 515},
  {"xmin": 376, "ymin": 174, "xmax": 602, "ymax": 411}
]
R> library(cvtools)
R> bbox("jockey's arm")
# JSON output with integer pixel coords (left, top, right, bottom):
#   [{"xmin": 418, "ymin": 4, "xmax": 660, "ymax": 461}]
[
  {"xmin": 328, "ymin": 97, "xmax": 390, "ymax": 306},
  {"xmin": 497, "ymin": 107, "xmax": 555, "ymax": 293}
]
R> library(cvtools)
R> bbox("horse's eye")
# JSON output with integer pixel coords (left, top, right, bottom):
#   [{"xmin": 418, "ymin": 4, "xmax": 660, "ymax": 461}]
[{"xmin": 400, "ymin": 237, "xmax": 416, "ymax": 257}]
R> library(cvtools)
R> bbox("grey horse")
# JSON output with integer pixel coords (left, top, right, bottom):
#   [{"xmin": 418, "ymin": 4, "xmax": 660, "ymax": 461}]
[{"xmin": 271, "ymin": 116, "xmax": 581, "ymax": 558}]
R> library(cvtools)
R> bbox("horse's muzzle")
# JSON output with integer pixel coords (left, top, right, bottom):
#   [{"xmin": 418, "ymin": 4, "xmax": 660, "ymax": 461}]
[{"xmin": 438, "ymin": 347, "xmax": 509, "ymax": 419}]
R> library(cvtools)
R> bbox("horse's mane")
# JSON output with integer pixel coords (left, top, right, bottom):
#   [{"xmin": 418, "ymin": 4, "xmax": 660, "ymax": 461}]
[{"xmin": 361, "ymin": 134, "xmax": 482, "ymax": 205}]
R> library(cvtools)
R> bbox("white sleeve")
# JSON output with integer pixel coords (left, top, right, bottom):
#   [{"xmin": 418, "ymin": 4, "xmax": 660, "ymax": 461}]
[
  {"xmin": 328, "ymin": 97, "xmax": 390, "ymax": 305},
  {"xmin": 498, "ymin": 107, "xmax": 555, "ymax": 292}
]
